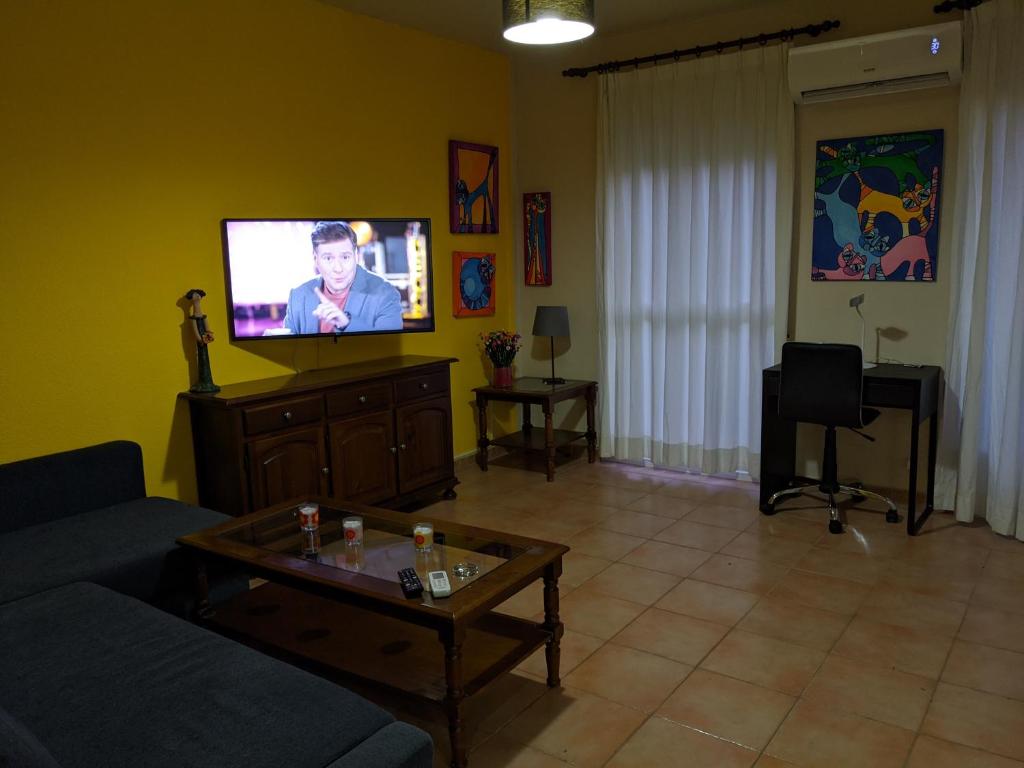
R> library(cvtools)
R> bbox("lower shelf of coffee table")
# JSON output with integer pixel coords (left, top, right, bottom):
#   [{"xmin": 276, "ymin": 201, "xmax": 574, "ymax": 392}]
[
  {"xmin": 208, "ymin": 582, "xmax": 550, "ymax": 703},
  {"xmin": 491, "ymin": 428, "xmax": 586, "ymax": 452}
]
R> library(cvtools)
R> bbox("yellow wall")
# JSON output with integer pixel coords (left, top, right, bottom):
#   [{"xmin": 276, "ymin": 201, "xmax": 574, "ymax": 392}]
[
  {"xmin": 510, "ymin": 0, "xmax": 959, "ymax": 493},
  {"xmin": 0, "ymin": 0, "xmax": 513, "ymax": 501}
]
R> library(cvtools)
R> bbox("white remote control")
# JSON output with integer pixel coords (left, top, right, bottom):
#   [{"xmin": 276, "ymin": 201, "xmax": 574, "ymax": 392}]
[{"xmin": 427, "ymin": 570, "xmax": 452, "ymax": 598}]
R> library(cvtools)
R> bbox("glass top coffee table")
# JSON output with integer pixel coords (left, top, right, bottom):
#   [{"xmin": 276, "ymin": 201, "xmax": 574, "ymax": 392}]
[{"xmin": 178, "ymin": 498, "xmax": 568, "ymax": 768}]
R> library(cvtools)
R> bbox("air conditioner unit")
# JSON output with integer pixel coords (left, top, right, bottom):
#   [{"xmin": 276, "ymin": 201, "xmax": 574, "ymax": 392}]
[{"xmin": 788, "ymin": 21, "xmax": 962, "ymax": 104}]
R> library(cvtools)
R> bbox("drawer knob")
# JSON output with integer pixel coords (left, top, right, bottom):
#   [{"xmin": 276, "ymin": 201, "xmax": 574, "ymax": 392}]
[
  {"xmin": 420, "ymin": 382, "xmax": 429, "ymax": 390},
  {"xmin": 389, "ymin": 446, "xmax": 397, "ymax": 454},
  {"xmin": 359, "ymin": 395, "xmax": 367, "ymax": 403},
  {"xmin": 399, "ymin": 443, "xmax": 407, "ymax": 450},
  {"xmin": 321, "ymin": 466, "xmax": 330, "ymax": 475},
  {"xmin": 283, "ymin": 411, "xmax": 293, "ymax": 421}
]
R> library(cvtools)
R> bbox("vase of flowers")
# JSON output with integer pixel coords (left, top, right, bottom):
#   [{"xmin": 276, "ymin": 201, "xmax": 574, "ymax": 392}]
[{"xmin": 480, "ymin": 330, "xmax": 521, "ymax": 387}]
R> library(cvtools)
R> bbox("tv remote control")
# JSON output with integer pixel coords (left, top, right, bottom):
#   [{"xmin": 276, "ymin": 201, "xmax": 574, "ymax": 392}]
[
  {"xmin": 397, "ymin": 568, "xmax": 423, "ymax": 599},
  {"xmin": 427, "ymin": 570, "xmax": 452, "ymax": 598}
]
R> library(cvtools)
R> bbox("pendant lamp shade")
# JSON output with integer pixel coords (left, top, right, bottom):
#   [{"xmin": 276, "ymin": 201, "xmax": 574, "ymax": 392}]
[{"xmin": 502, "ymin": 0, "xmax": 595, "ymax": 45}]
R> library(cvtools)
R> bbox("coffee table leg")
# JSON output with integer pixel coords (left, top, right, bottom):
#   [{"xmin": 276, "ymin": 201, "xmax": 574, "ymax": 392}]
[
  {"xmin": 544, "ymin": 404, "xmax": 555, "ymax": 482},
  {"xmin": 192, "ymin": 554, "xmax": 214, "ymax": 621},
  {"xmin": 543, "ymin": 560, "xmax": 564, "ymax": 687},
  {"xmin": 476, "ymin": 393, "xmax": 489, "ymax": 472},
  {"xmin": 442, "ymin": 627, "xmax": 467, "ymax": 768}
]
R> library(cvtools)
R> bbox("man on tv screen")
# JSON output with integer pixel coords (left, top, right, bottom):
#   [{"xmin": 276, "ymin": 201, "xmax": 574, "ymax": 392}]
[{"xmin": 283, "ymin": 220, "xmax": 403, "ymax": 334}]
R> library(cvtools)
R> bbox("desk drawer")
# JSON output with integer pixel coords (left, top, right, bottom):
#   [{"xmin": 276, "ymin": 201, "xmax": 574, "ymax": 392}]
[
  {"xmin": 864, "ymin": 382, "xmax": 916, "ymax": 409},
  {"xmin": 243, "ymin": 396, "xmax": 322, "ymax": 436},
  {"xmin": 396, "ymin": 370, "xmax": 450, "ymax": 403},
  {"xmin": 326, "ymin": 382, "xmax": 393, "ymax": 419}
]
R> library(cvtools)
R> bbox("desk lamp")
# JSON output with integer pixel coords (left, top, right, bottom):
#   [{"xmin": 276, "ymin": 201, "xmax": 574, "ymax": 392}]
[
  {"xmin": 532, "ymin": 305, "xmax": 570, "ymax": 385},
  {"xmin": 849, "ymin": 293, "xmax": 876, "ymax": 369}
]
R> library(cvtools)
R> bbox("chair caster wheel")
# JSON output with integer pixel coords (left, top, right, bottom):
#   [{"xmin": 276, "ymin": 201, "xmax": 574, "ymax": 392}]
[
  {"xmin": 761, "ymin": 503, "xmax": 777, "ymax": 516},
  {"xmin": 885, "ymin": 510, "xmax": 902, "ymax": 524},
  {"xmin": 828, "ymin": 519, "xmax": 844, "ymax": 534}
]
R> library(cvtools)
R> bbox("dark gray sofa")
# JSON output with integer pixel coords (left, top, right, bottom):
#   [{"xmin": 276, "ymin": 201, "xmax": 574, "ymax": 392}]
[{"xmin": 0, "ymin": 442, "xmax": 432, "ymax": 768}]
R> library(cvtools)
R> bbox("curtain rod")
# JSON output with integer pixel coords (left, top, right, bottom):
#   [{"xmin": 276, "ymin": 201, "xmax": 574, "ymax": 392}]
[
  {"xmin": 934, "ymin": 0, "xmax": 983, "ymax": 11},
  {"xmin": 561, "ymin": 19, "xmax": 841, "ymax": 78}
]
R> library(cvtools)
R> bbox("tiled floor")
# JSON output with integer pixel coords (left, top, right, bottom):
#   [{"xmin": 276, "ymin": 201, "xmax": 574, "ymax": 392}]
[{"xmin": 397, "ymin": 454, "xmax": 1024, "ymax": 767}]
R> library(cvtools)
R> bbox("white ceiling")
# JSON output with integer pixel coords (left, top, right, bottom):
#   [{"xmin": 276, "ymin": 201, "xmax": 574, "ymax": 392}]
[{"xmin": 320, "ymin": 0, "xmax": 771, "ymax": 51}]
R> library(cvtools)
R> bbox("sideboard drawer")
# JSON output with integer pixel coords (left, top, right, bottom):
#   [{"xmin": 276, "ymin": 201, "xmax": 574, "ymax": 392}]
[
  {"xmin": 326, "ymin": 382, "xmax": 393, "ymax": 419},
  {"xmin": 395, "ymin": 370, "xmax": 449, "ymax": 403},
  {"xmin": 243, "ymin": 396, "xmax": 322, "ymax": 436}
]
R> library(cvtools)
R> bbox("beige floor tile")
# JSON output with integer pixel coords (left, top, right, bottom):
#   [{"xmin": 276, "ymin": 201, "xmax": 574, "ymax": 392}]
[
  {"xmin": 720, "ymin": 531, "xmax": 814, "ymax": 566},
  {"xmin": 658, "ymin": 669, "xmax": 794, "ymax": 750},
  {"xmin": 833, "ymin": 616, "xmax": 954, "ymax": 679},
  {"xmin": 467, "ymin": 672, "xmax": 551, "ymax": 735},
  {"xmin": 922, "ymin": 683, "xmax": 1024, "ymax": 761},
  {"xmin": 566, "ymin": 527, "xmax": 646, "ymax": 561},
  {"xmin": 655, "ymin": 579, "xmax": 759, "ymax": 626},
  {"xmin": 857, "ymin": 585, "xmax": 967, "ymax": 637},
  {"xmin": 972, "ymin": 575, "xmax": 1024, "ymax": 615},
  {"xmin": 565, "ymin": 643, "xmax": 693, "ymax": 714},
  {"xmin": 557, "ymin": 586, "xmax": 646, "ymax": 640},
  {"xmin": 802, "ymin": 653, "xmax": 934, "ymax": 731},
  {"xmin": 498, "ymin": 686, "xmax": 646, "ymax": 768},
  {"xmin": 794, "ymin": 547, "xmax": 888, "ymax": 585},
  {"xmin": 517, "ymin": 629, "xmax": 604, "ymax": 679},
  {"xmin": 690, "ymin": 554, "xmax": 789, "ymax": 596},
  {"xmin": 620, "ymin": 540, "xmax": 712, "ymax": 577},
  {"xmin": 469, "ymin": 734, "xmax": 571, "ymax": 768},
  {"xmin": 564, "ymin": 483, "xmax": 649, "ymax": 508},
  {"xmin": 495, "ymin": 581, "xmax": 546, "ymax": 619},
  {"xmin": 766, "ymin": 699, "xmax": 915, "ymax": 768},
  {"xmin": 700, "ymin": 630, "xmax": 825, "ymax": 696},
  {"xmin": 606, "ymin": 717, "xmax": 758, "ymax": 768},
  {"xmin": 559, "ymin": 551, "xmax": 612, "ymax": 589},
  {"xmin": 942, "ymin": 640, "xmax": 1024, "ymax": 702},
  {"xmin": 748, "ymin": 515, "xmax": 826, "ymax": 542},
  {"xmin": 611, "ymin": 607, "xmax": 729, "ymax": 665},
  {"xmin": 581, "ymin": 562, "xmax": 681, "ymax": 606},
  {"xmin": 530, "ymin": 498, "xmax": 619, "ymax": 529},
  {"xmin": 625, "ymin": 493, "xmax": 698, "ymax": 519},
  {"xmin": 906, "ymin": 735, "xmax": 1024, "ymax": 768},
  {"xmin": 902, "ymin": 539, "xmax": 990, "ymax": 579},
  {"xmin": 813, "ymin": 524, "xmax": 909, "ymax": 559},
  {"xmin": 880, "ymin": 559, "xmax": 976, "ymax": 604},
  {"xmin": 767, "ymin": 570, "xmax": 871, "ymax": 615},
  {"xmin": 684, "ymin": 504, "xmax": 760, "ymax": 531},
  {"xmin": 598, "ymin": 508, "xmax": 677, "ymax": 538},
  {"xmin": 754, "ymin": 757, "xmax": 800, "ymax": 768},
  {"xmin": 984, "ymin": 551, "xmax": 1024, "ymax": 583},
  {"xmin": 959, "ymin": 605, "xmax": 1024, "ymax": 653},
  {"xmin": 737, "ymin": 597, "xmax": 850, "ymax": 652},
  {"xmin": 654, "ymin": 520, "xmax": 741, "ymax": 552}
]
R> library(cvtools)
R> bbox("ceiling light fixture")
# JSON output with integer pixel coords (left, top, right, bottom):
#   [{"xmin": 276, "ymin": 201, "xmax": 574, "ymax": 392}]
[{"xmin": 502, "ymin": 0, "xmax": 595, "ymax": 45}]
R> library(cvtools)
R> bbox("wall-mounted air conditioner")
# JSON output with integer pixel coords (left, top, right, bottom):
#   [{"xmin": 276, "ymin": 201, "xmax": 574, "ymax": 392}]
[{"xmin": 789, "ymin": 21, "xmax": 962, "ymax": 104}]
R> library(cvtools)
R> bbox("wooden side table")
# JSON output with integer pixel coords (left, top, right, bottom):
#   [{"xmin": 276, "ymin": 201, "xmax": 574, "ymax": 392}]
[{"xmin": 473, "ymin": 378, "xmax": 598, "ymax": 481}]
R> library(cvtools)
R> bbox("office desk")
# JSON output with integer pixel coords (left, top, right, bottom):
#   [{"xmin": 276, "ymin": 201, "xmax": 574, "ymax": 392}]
[{"xmin": 760, "ymin": 363, "xmax": 942, "ymax": 535}]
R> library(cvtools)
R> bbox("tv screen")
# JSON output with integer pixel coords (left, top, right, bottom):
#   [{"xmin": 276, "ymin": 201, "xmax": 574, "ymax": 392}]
[{"xmin": 222, "ymin": 218, "xmax": 433, "ymax": 340}]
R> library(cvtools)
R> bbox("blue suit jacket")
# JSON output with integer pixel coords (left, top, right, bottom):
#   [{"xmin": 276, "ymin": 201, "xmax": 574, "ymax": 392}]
[{"xmin": 283, "ymin": 267, "xmax": 403, "ymax": 334}]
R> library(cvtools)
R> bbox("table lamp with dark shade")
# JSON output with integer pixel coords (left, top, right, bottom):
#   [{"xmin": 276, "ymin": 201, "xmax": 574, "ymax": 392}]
[{"xmin": 532, "ymin": 305, "xmax": 570, "ymax": 385}]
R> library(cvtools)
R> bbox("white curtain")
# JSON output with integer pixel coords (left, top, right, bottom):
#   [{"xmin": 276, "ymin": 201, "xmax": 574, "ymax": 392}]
[
  {"xmin": 596, "ymin": 45, "xmax": 793, "ymax": 480},
  {"xmin": 939, "ymin": 0, "xmax": 1024, "ymax": 539}
]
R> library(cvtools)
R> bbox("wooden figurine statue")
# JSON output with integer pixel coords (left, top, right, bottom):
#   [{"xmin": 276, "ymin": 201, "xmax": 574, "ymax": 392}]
[{"xmin": 184, "ymin": 288, "xmax": 220, "ymax": 393}]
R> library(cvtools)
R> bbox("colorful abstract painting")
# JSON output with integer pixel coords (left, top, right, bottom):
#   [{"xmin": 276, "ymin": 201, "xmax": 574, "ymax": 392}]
[
  {"xmin": 524, "ymin": 191, "xmax": 552, "ymax": 286},
  {"xmin": 453, "ymin": 251, "xmax": 496, "ymax": 317},
  {"xmin": 449, "ymin": 140, "xmax": 499, "ymax": 234},
  {"xmin": 812, "ymin": 130, "xmax": 943, "ymax": 282}
]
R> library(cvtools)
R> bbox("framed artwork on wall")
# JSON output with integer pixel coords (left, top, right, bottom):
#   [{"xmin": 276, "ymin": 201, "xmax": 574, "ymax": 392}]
[
  {"xmin": 452, "ymin": 251, "xmax": 496, "ymax": 317},
  {"xmin": 523, "ymin": 191, "xmax": 552, "ymax": 286},
  {"xmin": 449, "ymin": 140, "xmax": 499, "ymax": 234},
  {"xmin": 812, "ymin": 129, "xmax": 943, "ymax": 282}
]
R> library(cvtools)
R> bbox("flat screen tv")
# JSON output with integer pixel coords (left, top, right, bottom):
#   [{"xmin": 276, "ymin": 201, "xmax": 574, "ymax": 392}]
[{"xmin": 222, "ymin": 218, "xmax": 434, "ymax": 340}]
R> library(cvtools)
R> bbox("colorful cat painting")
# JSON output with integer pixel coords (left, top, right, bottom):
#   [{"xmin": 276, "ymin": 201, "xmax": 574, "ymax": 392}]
[{"xmin": 811, "ymin": 130, "xmax": 943, "ymax": 282}]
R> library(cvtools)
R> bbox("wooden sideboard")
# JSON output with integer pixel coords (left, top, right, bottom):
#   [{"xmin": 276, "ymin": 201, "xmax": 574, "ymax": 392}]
[{"xmin": 180, "ymin": 356, "xmax": 458, "ymax": 516}]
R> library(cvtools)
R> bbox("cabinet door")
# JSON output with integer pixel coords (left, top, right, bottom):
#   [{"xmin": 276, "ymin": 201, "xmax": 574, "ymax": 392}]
[
  {"xmin": 327, "ymin": 411, "xmax": 397, "ymax": 504},
  {"xmin": 396, "ymin": 396, "xmax": 453, "ymax": 493},
  {"xmin": 247, "ymin": 427, "xmax": 327, "ymax": 511}
]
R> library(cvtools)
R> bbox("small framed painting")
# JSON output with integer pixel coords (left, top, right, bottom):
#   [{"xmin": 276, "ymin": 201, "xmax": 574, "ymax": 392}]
[
  {"xmin": 523, "ymin": 191, "xmax": 552, "ymax": 286},
  {"xmin": 453, "ymin": 251, "xmax": 496, "ymax": 317},
  {"xmin": 449, "ymin": 140, "xmax": 499, "ymax": 234}
]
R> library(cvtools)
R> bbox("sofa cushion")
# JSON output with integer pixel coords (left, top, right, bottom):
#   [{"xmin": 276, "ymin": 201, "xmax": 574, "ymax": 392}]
[
  {"xmin": 0, "ymin": 441, "xmax": 145, "ymax": 534},
  {"xmin": 0, "ymin": 583, "xmax": 408, "ymax": 768},
  {"xmin": 0, "ymin": 497, "xmax": 230, "ymax": 605},
  {"xmin": 0, "ymin": 706, "xmax": 61, "ymax": 768}
]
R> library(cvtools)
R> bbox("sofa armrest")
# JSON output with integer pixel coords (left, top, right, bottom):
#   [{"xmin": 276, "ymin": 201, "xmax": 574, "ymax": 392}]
[
  {"xmin": 0, "ymin": 441, "xmax": 146, "ymax": 533},
  {"xmin": 323, "ymin": 722, "xmax": 433, "ymax": 768}
]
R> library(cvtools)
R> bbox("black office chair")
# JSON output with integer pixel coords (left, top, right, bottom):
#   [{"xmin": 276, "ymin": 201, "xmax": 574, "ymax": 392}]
[{"xmin": 765, "ymin": 342, "xmax": 900, "ymax": 534}]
